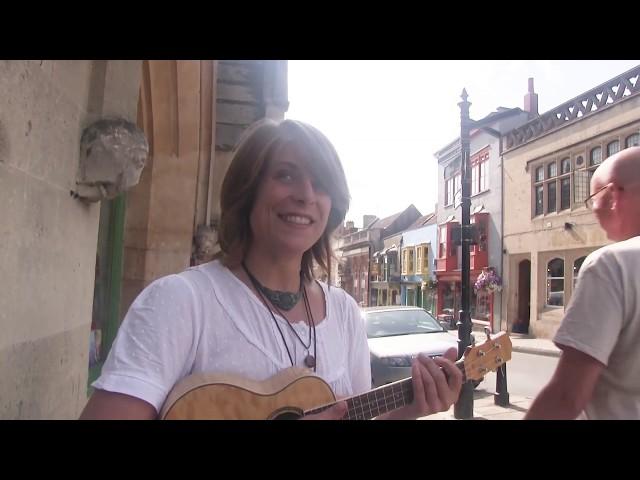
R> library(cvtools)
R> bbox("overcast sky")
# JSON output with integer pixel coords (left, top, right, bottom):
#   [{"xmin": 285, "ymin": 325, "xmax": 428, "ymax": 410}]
[{"xmin": 286, "ymin": 60, "xmax": 639, "ymax": 227}]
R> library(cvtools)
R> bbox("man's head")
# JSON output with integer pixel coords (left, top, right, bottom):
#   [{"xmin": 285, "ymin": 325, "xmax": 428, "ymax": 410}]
[{"xmin": 588, "ymin": 146, "xmax": 640, "ymax": 241}]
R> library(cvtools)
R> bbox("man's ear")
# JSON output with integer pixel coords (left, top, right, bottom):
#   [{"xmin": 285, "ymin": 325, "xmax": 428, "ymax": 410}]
[{"xmin": 609, "ymin": 182, "xmax": 624, "ymax": 211}]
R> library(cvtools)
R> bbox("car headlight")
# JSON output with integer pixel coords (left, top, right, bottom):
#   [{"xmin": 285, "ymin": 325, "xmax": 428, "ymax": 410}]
[{"xmin": 379, "ymin": 356, "xmax": 412, "ymax": 367}]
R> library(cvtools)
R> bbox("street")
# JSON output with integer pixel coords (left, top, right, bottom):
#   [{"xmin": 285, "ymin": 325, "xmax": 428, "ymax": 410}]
[{"xmin": 475, "ymin": 351, "xmax": 559, "ymax": 400}]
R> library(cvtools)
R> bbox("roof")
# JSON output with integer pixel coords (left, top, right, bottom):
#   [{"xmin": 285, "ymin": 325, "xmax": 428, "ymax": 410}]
[
  {"xmin": 406, "ymin": 212, "xmax": 437, "ymax": 231},
  {"xmin": 367, "ymin": 211, "xmax": 402, "ymax": 231},
  {"xmin": 367, "ymin": 204, "xmax": 420, "ymax": 231}
]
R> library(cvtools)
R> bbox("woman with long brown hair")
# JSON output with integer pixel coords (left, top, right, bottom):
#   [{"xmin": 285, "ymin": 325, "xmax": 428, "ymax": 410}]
[{"xmin": 81, "ymin": 119, "xmax": 462, "ymax": 419}]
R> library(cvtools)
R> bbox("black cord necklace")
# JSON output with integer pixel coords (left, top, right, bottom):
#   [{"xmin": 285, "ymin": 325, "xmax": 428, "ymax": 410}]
[{"xmin": 242, "ymin": 262, "xmax": 317, "ymax": 371}]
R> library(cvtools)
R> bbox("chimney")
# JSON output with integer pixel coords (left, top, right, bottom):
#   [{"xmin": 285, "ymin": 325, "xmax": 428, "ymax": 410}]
[
  {"xmin": 345, "ymin": 220, "xmax": 355, "ymax": 231},
  {"xmin": 363, "ymin": 215, "xmax": 377, "ymax": 229},
  {"xmin": 524, "ymin": 77, "xmax": 539, "ymax": 116}
]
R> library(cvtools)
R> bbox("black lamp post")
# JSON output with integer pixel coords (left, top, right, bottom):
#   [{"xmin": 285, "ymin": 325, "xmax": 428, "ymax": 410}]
[
  {"xmin": 453, "ymin": 89, "xmax": 474, "ymax": 419},
  {"xmin": 453, "ymin": 89, "xmax": 510, "ymax": 418}
]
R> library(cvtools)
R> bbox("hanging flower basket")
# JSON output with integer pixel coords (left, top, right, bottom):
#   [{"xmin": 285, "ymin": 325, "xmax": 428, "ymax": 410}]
[{"xmin": 474, "ymin": 267, "xmax": 502, "ymax": 293}]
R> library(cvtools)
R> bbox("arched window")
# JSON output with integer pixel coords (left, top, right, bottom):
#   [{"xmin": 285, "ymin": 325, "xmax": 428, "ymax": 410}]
[
  {"xmin": 626, "ymin": 133, "xmax": 640, "ymax": 148},
  {"xmin": 607, "ymin": 140, "xmax": 620, "ymax": 158},
  {"xmin": 547, "ymin": 258, "xmax": 564, "ymax": 307},
  {"xmin": 589, "ymin": 147, "xmax": 602, "ymax": 166},
  {"xmin": 573, "ymin": 256, "xmax": 586, "ymax": 289}
]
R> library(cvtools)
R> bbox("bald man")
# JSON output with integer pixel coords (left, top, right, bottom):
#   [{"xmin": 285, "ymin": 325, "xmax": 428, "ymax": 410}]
[{"xmin": 526, "ymin": 146, "xmax": 640, "ymax": 420}]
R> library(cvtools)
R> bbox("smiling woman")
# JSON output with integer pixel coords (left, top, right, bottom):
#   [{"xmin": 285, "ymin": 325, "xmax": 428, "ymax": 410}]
[{"xmin": 80, "ymin": 118, "xmax": 463, "ymax": 420}]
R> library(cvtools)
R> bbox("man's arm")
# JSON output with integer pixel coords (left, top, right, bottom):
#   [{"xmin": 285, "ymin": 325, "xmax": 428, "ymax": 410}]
[{"xmin": 525, "ymin": 345, "xmax": 604, "ymax": 420}]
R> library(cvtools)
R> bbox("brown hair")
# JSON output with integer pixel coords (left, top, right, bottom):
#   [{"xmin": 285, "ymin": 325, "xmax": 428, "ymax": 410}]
[{"xmin": 219, "ymin": 118, "xmax": 350, "ymax": 283}]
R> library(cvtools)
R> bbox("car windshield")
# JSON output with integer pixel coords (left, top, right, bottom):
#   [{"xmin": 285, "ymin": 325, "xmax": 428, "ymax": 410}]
[{"xmin": 365, "ymin": 309, "xmax": 444, "ymax": 338}]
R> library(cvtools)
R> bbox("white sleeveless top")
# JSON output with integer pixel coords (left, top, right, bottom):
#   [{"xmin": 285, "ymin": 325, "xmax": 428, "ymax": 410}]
[{"xmin": 93, "ymin": 260, "xmax": 372, "ymax": 413}]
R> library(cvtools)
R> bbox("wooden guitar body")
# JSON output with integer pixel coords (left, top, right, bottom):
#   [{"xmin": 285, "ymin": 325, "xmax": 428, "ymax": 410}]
[{"xmin": 161, "ymin": 367, "xmax": 334, "ymax": 420}]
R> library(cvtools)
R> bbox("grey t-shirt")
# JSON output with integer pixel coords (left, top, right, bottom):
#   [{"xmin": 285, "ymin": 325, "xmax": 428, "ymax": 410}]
[{"xmin": 554, "ymin": 236, "xmax": 640, "ymax": 419}]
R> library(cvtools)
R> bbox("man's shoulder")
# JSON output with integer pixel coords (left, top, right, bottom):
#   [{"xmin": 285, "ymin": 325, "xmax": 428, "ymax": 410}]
[{"xmin": 585, "ymin": 237, "xmax": 640, "ymax": 270}]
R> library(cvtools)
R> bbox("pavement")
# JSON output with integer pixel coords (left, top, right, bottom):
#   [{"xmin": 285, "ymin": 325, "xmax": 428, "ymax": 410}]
[
  {"xmin": 420, "ymin": 390, "xmax": 533, "ymax": 420},
  {"xmin": 506, "ymin": 333, "xmax": 561, "ymax": 358}
]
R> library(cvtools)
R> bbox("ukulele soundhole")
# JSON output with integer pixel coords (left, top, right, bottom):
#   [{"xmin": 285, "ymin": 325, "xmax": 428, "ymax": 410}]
[{"xmin": 270, "ymin": 407, "xmax": 304, "ymax": 420}]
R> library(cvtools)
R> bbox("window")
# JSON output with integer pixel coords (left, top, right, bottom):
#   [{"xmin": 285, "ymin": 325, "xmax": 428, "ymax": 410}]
[
  {"xmin": 480, "ymin": 162, "xmax": 488, "ymax": 192},
  {"xmin": 472, "ymin": 164, "xmax": 478, "ymax": 195},
  {"xmin": 402, "ymin": 248, "xmax": 415, "ymax": 275},
  {"xmin": 472, "ymin": 289, "xmax": 490, "ymax": 321},
  {"xmin": 444, "ymin": 162, "xmax": 460, "ymax": 207},
  {"xmin": 372, "ymin": 260, "xmax": 381, "ymax": 282},
  {"xmin": 416, "ymin": 247, "xmax": 423, "ymax": 274},
  {"xmin": 389, "ymin": 254, "xmax": 397, "ymax": 277},
  {"xmin": 607, "ymin": 140, "xmax": 620, "ymax": 157},
  {"xmin": 471, "ymin": 150, "xmax": 489, "ymax": 195},
  {"xmin": 439, "ymin": 225, "xmax": 447, "ymax": 259},
  {"xmin": 402, "ymin": 249, "xmax": 408, "ymax": 275},
  {"xmin": 573, "ymin": 256, "xmax": 586, "ymax": 289},
  {"xmin": 413, "ymin": 245, "xmax": 429, "ymax": 274},
  {"xmin": 560, "ymin": 177, "xmax": 571, "ymax": 210},
  {"xmin": 445, "ymin": 177, "xmax": 454, "ymax": 206},
  {"xmin": 454, "ymin": 174, "xmax": 462, "ymax": 207},
  {"xmin": 381, "ymin": 257, "xmax": 386, "ymax": 282},
  {"xmin": 408, "ymin": 249, "xmax": 414, "ymax": 274},
  {"xmin": 578, "ymin": 147, "xmax": 602, "ymax": 200},
  {"xmin": 626, "ymin": 133, "xmax": 640, "ymax": 148},
  {"xmin": 547, "ymin": 181, "xmax": 557, "ymax": 213},
  {"xmin": 534, "ymin": 158, "xmax": 571, "ymax": 216},
  {"xmin": 423, "ymin": 245, "xmax": 429, "ymax": 272},
  {"xmin": 473, "ymin": 216, "xmax": 488, "ymax": 251},
  {"xmin": 535, "ymin": 185, "xmax": 544, "ymax": 216},
  {"xmin": 445, "ymin": 173, "xmax": 461, "ymax": 207},
  {"xmin": 589, "ymin": 147, "xmax": 602, "ymax": 167},
  {"xmin": 546, "ymin": 258, "xmax": 564, "ymax": 307}
]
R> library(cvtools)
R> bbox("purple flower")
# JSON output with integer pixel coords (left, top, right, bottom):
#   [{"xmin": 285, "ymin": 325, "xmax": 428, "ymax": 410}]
[{"xmin": 474, "ymin": 267, "xmax": 502, "ymax": 292}]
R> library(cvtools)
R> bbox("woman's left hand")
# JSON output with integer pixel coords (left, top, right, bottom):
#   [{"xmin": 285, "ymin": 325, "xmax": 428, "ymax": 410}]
[{"xmin": 381, "ymin": 347, "xmax": 463, "ymax": 420}]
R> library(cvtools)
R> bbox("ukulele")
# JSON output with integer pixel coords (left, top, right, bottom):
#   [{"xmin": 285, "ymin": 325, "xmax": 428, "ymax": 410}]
[{"xmin": 160, "ymin": 330, "xmax": 512, "ymax": 420}]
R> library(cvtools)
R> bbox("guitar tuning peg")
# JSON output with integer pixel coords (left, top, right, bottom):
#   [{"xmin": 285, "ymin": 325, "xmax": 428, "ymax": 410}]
[
  {"xmin": 464, "ymin": 345, "xmax": 473, "ymax": 356},
  {"xmin": 484, "ymin": 327, "xmax": 492, "ymax": 341}
]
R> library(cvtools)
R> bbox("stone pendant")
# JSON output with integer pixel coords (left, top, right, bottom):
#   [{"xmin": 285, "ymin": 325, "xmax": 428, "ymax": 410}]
[{"xmin": 304, "ymin": 354, "xmax": 316, "ymax": 369}]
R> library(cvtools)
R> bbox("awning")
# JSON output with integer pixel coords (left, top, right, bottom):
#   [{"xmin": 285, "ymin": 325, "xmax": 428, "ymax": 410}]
[{"xmin": 384, "ymin": 245, "xmax": 398, "ymax": 254}]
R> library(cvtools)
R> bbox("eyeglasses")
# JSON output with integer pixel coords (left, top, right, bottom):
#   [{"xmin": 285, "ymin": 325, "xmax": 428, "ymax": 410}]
[
  {"xmin": 584, "ymin": 183, "xmax": 614, "ymax": 210},
  {"xmin": 583, "ymin": 182, "xmax": 637, "ymax": 210}
]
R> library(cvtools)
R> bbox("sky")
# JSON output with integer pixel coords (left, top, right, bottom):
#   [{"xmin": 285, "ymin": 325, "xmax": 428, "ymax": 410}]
[{"xmin": 285, "ymin": 60, "xmax": 640, "ymax": 227}]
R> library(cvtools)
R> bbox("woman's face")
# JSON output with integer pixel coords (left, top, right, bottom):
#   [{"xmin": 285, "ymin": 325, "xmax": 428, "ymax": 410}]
[{"xmin": 249, "ymin": 143, "xmax": 332, "ymax": 257}]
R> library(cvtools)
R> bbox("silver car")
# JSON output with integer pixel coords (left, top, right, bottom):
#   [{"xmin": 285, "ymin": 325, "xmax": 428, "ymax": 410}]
[{"xmin": 363, "ymin": 306, "xmax": 460, "ymax": 388}]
